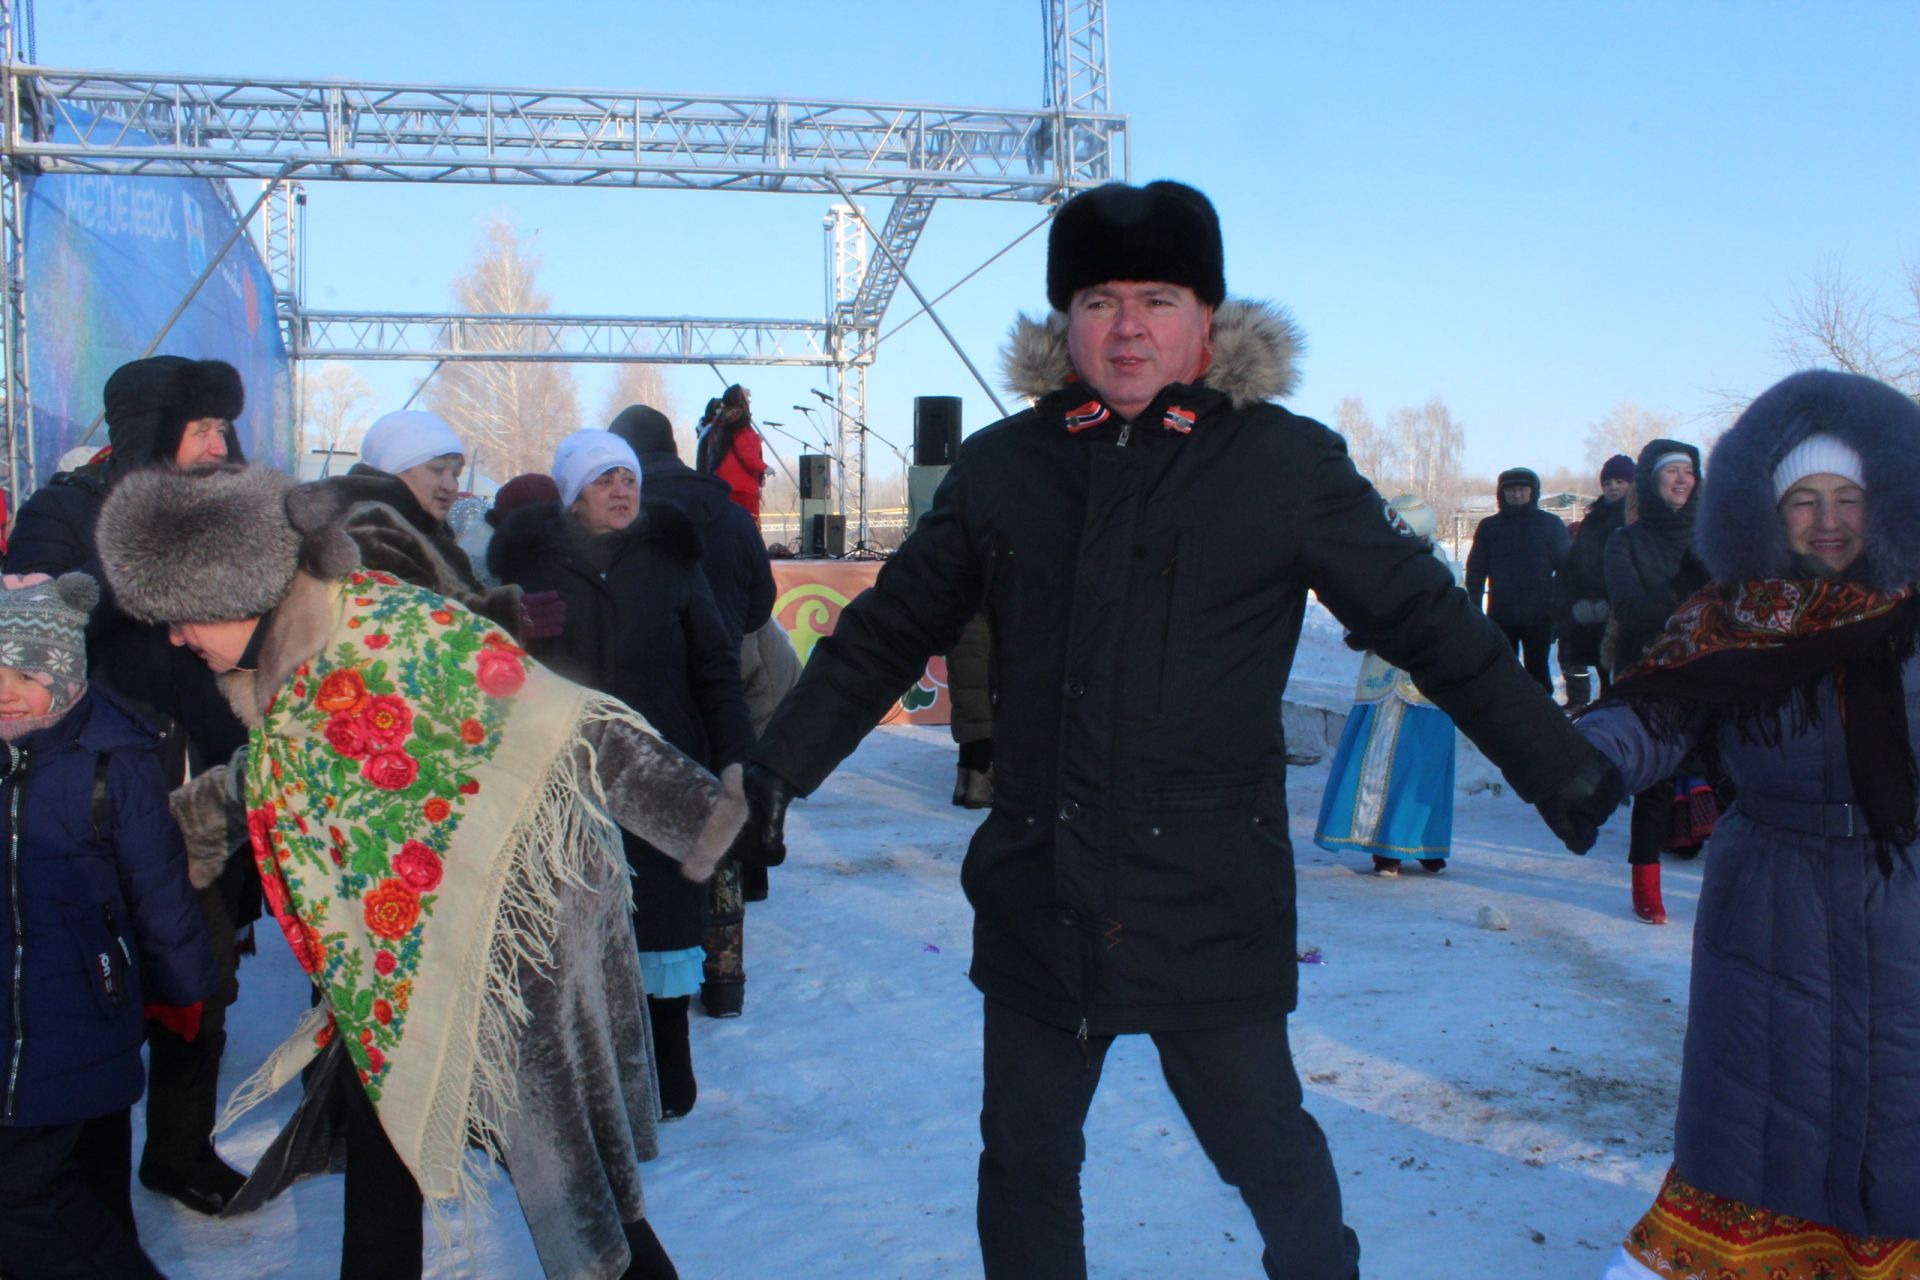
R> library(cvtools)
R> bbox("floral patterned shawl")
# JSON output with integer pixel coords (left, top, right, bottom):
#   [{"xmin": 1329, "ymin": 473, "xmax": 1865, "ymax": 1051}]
[
  {"xmin": 226, "ymin": 569, "xmax": 652, "ymax": 1205},
  {"xmin": 1613, "ymin": 578, "xmax": 1920, "ymax": 859}
]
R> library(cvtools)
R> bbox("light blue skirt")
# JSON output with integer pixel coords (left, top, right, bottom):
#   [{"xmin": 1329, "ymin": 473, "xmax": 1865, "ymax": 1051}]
[
  {"xmin": 1313, "ymin": 698, "xmax": 1456, "ymax": 860},
  {"xmin": 637, "ymin": 946, "xmax": 706, "ymax": 999}
]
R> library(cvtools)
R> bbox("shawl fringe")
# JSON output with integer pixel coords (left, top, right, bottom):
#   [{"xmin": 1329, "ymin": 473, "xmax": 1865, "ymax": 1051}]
[{"xmin": 218, "ymin": 690, "xmax": 658, "ymax": 1229}]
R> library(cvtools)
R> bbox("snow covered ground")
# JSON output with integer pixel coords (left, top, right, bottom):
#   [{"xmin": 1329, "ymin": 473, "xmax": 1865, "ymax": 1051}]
[{"xmin": 141, "ymin": 614, "xmax": 1692, "ymax": 1279}]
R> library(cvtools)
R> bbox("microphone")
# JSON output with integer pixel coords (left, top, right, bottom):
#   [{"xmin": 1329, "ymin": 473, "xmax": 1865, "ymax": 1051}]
[
  {"xmin": 811, "ymin": 389, "xmax": 834, "ymax": 402},
  {"xmin": 792, "ymin": 404, "xmax": 816, "ymax": 414},
  {"xmin": 761, "ymin": 419, "xmax": 784, "ymax": 428}
]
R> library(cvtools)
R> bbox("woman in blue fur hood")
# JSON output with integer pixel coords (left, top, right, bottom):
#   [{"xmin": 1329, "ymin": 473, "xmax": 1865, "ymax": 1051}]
[{"xmin": 1575, "ymin": 370, "xmax": 1920, "ymax": 1279}]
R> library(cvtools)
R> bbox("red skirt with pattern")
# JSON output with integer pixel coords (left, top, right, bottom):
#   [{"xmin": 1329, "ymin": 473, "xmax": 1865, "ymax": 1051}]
[{"xmin": 1624, "ymin": 1168, "xmax": 1920, "ymax": 1279}]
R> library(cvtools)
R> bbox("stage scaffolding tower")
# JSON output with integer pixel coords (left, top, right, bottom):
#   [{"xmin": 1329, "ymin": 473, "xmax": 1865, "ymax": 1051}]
[{"xmin": 0, "ymin": 1, "xmax": 1126, "ymax": 532}]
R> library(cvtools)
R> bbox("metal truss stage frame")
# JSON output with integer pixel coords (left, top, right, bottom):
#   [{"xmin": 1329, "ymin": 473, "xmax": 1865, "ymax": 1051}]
[{"xmin": 0, "ymin": 0, "xmax": 1126, "ymax": 538}]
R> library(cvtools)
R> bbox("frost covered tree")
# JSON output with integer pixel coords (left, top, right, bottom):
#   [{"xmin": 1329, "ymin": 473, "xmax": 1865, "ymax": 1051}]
[
  {"xmin": 428, "ymin": 218, "xmax": 581, "ymax": 481},
  {"xmin": 1386, "ymin": 396, "xmax": 1465, "ymax": 525},
  {"xmin": 1583, "ymin": 400, "xmax": 1677, "ymax": 468}
]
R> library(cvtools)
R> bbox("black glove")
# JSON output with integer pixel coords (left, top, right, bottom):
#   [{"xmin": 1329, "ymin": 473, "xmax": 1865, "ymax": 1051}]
[
  {"xmin": 1533, "ymin": 751, "xmax": 1625, "ymax": 854},
  {"xmin": 727, "ymin": 763, "xmax": 794, "ymax": 869}
]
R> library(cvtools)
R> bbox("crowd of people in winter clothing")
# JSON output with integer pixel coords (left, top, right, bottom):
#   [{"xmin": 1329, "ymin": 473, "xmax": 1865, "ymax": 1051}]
[{"xmin": 2, "ymin": 173, "xmax": 1918, "ymax": 1280}]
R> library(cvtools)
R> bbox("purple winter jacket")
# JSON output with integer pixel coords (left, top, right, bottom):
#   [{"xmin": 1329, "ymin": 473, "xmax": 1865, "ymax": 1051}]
[{"xmin": 1579, "ymin": 649, "xmax": 1920, "ymax": 1236}]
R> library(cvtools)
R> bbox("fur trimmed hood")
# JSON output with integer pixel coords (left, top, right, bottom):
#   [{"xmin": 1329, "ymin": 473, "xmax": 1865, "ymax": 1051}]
[
  {"xmin": 1000, "ymin": 298, "xmax": 1304, "ymax": 410},
  {"xmin": 1698, "ymin": 370, "xmax": 1920, "ymax": 590}
]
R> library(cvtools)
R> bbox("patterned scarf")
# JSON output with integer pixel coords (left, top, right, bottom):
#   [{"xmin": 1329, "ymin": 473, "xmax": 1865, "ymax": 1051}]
[
  {"xmin": 225, "ymin": 570, "xmax": 643, "ymax": 1206},
  {"xmin": 1613, "ymin": 578, "xmax": 1920, "ymax": 864}
]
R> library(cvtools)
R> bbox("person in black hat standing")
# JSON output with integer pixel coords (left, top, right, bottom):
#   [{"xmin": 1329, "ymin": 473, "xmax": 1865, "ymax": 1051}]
[
  {"xmin": 723, "ymin": 180, "xmax": 1624, "ymax": 1279},
  {"xmin": 6, "ymin": 356, "xmax": 255, "ymax": 1215}
]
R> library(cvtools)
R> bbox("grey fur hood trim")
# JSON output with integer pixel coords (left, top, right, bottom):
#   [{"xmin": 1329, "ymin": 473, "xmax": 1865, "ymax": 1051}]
[
  {"xmin": 1698, "ymin": 370, "xmax": 1920, "ymax": 590},
  {"xmin": 1000, "ymin": 298, "xmax": 1304, "ymax": 409},
  {"xmin": 97, "ymin": 465, "xmax": 307, "ymax": 624}
]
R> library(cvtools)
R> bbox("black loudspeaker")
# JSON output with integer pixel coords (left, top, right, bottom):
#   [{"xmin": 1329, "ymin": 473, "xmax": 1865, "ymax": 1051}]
[
  {"xmin": 913, "ymin": 396, "xmax": 962, "ymax": 466},
  {"xmin": 799, "ymin": 454, "xmax": 831, "ymax": 500},
  {"xmin": 809, "ymin": 513, "xmax": 847, "ymax": 557}
]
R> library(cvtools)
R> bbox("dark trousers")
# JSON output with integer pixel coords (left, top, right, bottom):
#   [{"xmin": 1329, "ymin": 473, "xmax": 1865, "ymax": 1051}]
[
  {"xmin": 0, "ymin": 1111, "xmax": 164, "ymax": 1280},
  {"xmin": 1628, "ymin": 780, "xmax": 1673, "ymax": 866},
  {"xmin": 339, "ymin": 1065, "xmax": 425, "ymax": 1280},
  {"xmin": 1498, "ymin": 619, "xmax": 1554, "ymax": 693},
  {"xmin": 143, "ymin": 882, "xmax": 238, "ymax": 1176},
  {"xmin": 977, "ymin": 1000, "xmax": 1360, "ymax": 1280}
]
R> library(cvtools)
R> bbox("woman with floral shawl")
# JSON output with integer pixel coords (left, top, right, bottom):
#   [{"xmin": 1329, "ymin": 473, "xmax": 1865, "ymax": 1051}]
[
  {"xmin": 1570, "ymin": 371, "xmax": 1920, "ymax": 1280},
  {"xmin": 94, "ymin": 464, "xmax": 746, "ymax": 1280}
]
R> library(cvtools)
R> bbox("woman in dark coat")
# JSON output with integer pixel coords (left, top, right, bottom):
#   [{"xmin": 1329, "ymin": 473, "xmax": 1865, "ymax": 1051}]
[
  {"xmin": 1553, "ymin": 453, "xmax": 1634, "ymax": 708},
  {"xmin": 1601, "ymin": 437, "xmax": 1708, "ymax": 923},
  {"xmin": 488, "ymin": 431, "xmax": 752, "ymax": 1119},
  {"xmin": 1579, "ymin": 371, "xmax": 1920, "ymax": 1280}
]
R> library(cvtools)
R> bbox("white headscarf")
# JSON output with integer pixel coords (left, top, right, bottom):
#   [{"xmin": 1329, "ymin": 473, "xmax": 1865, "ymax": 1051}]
[
  {"xmin": 361, "ymin": 410, "xmax": 466, "ymax": 477},
  {"xmin": 551, "ymin": 430, "xmax": 642, "ymax": 507}
]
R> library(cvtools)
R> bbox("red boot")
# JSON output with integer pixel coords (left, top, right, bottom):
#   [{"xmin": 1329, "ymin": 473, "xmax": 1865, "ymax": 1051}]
[{"xmin": 1631, "ymin": 863, "xmax": 1667, "ymax": 925}]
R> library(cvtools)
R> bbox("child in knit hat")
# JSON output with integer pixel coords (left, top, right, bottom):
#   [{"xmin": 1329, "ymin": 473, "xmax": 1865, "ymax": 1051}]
[{"xmin": 0, "ymin": 573, "xmax": 218, "ymax": 1280}]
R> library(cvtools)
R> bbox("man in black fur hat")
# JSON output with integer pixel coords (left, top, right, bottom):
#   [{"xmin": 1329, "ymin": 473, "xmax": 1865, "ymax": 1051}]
[
  {"xmin": 728, "ymin": 180, "xmax": 1624, "ymax": 1278},
  {"xmin": 6, "ymin": 355, "xmax": 256, "ymax": 1214}
]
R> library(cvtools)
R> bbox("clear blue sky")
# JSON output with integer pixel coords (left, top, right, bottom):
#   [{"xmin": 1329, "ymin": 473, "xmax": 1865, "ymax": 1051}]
[{"xmin": 34, "ymin": 0, "xmax": 1920, "ymax": 479}]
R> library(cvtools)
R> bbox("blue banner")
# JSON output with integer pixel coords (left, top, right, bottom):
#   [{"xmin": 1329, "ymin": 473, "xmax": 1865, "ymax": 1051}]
[{"xmin": 22, "ymin": 118, "xmax": 294, "ymax": 486}]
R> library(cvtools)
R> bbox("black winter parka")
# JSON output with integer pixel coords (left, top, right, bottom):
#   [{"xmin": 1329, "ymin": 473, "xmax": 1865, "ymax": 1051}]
[
  {"xmin": 1554, "ymin": 494, "xmax": 1627, "ymax": 666},
  {"xmin": 1464, "ymin": 469, "xmax": 1569, "ymax": 627},
  {"xmin": 1603, "ymin": 438, "xmax": 1707, "ymax": 675},
  {"xmin": 629, "ymin": 452, "xmax": 775, "ymax": 644},
  {"xmin": 753, "ymin": 301, "xmax": 1596, "ymax": 1036},
  {"xmin": 487, "ymin": 498, "xmax": 752, "ymax": 951}
]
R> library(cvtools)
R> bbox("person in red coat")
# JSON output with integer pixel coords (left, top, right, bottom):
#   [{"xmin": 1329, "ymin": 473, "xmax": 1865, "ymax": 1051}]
[{"xmin": 696, "ymin": 384, "xmax": 770, "ymax": 524}]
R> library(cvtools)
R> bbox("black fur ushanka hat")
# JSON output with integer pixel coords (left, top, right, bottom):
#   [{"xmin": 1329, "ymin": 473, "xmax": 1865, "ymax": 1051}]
[
  {"xmin": 1046, "ymin": 180, "xmax": 1226, "ymax": 313},
  {"xmin": 102, "ymin": 355, "xmax": 245, "ymax": 473}
]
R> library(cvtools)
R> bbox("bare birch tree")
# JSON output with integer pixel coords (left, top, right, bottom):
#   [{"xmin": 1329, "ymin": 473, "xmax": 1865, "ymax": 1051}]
[
  {"xmin": 1335, "ymin": 396, "xmax": 1395, "ymax": 488},
  {"xmin": 428, "ymin": 218, "xmax": 580, "ymax": 481},
  {"xmin": 1387, "ymin": 396, "xmax": 1466, "ymax": 524},
  {"xmin": 1777, "ymin": 260, "xmax": 1920, "ymax": 395},
  {"xmin": 301, "ymin": 364, "xmax": 375, "ymax": 457},
  {"xmin": 600, "ymin": 363, "xmax": 681, "ymax": 444},
  {"xmin": 1583, "ymin": 400, "xmax": 1676, "ymax": 468}
]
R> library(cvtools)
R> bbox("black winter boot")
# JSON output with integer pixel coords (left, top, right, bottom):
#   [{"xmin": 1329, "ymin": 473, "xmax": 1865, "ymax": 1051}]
[
  {"xmin": 620, "ymin": 1218, "xmax": 680, "ymax": 1280},
  {"xmin": 647, "ymin": 996, "xmax": 697, "ymax": 1120},
  {"xmin": 1562, "ymin": 670, "xmax": 1592, "ymax": 711}
]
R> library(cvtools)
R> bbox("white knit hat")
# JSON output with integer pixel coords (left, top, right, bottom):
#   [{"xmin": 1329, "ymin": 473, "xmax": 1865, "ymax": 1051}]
[
  {"xmin": 1771, "ymin": 432, "xmax": 1865, "ymax": 499},
  {"xmin": 360, "ymin": 410, "xmax": 466, "ymax": 477},
  {"xmin": 552, "ymin": 429, "xmax": 642, "ymax": 507}
]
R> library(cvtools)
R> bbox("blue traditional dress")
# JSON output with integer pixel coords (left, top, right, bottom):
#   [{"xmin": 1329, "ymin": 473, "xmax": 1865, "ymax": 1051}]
[{"xmin": 1313, "ymin": 650, "xmax": 1456, "ymax": 862}]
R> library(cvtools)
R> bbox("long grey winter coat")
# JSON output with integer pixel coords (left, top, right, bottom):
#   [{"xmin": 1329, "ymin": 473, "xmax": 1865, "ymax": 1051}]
[{"xmin": 1578, "ymin": 369, "xmax": 1920, "ymax": 1236}]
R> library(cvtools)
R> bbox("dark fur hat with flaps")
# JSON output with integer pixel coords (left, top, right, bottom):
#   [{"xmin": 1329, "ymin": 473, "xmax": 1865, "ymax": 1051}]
[
  {"xmin": 101, "ymin": 356, "xmax": 245, "ymax": 476},
  {"xmin": 95, "ymin": 465, "xmax": 360, "ymax": 624},
  {"xmin": 1697, "ymin": 369, "xmax": 1920, "ymax": 591},
  {"xmin": 1046, "ymin": 180, "xmax": 1226, "ymax": 312}
]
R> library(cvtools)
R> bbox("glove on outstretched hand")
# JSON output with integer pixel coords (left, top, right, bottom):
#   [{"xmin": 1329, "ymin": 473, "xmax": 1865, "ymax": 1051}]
[
  {"xmin": 518, "ymin": 590, "xmax": 567, "ymax": 641},
  {"xmin": 1533, "ymin": 752, "xmax": 1626, "ymax": 854},
  {"xmin": 727, "ymin": 763, "xmax": 793, "ymax": 869}
]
